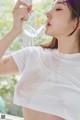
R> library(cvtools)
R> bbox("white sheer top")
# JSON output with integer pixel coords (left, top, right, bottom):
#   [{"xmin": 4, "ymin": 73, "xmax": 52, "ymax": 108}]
[{"xmin": 11, "ymin": 46, "xmax": 80, "ymax": 120}]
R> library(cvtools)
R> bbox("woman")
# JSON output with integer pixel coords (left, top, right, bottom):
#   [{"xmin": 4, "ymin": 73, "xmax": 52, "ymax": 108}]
[{"xmin": 0, "ymin": 0, "xmax": 80, "ymax": 120}]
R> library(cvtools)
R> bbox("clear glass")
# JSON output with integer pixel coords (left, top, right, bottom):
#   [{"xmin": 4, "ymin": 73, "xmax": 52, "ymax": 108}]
[
  {"xmin": 14, "ymin": 0, "xmax": 52, "ymax": 46},
  {"xmin": 22, "ymin": 0, "xmax": 47, "ymax": 46},
  {"xmin": 23, "ymin": 0, "xmax": 46, "ymax": 34}
]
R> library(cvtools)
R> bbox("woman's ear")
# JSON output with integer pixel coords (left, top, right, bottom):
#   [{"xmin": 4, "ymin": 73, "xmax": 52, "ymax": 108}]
[
  {"xmin": 77, "ymin": 18, "xmax": 80, "ymax": 29},
  {"xmin": 73, "ymin": 18, "xmax": 80, "ymax": 30},
  {"xmin": 78, "ymin": 23, "xmax": 80, "ymax": 29}
]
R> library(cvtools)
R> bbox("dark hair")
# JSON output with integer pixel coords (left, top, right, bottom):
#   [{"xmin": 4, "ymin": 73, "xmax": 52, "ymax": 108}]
[{"xmin": 41, "ymin": 0, "xmax": 80, "ymax": 49}]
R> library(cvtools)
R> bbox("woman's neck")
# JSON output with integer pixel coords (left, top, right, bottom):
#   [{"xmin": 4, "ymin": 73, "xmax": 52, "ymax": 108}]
[{"xmin": 58, "ymin": 37, "xmax": 80, "ymax": 54}]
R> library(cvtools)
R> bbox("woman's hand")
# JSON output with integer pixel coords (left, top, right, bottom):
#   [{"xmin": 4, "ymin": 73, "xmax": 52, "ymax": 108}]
[
  {"xmin": 12, "ymin": 0, "xmax": 32, "ymax": 34},
  {"xmin": 0, "ymin": 0, "xmax": 32, "ymax": 60}
]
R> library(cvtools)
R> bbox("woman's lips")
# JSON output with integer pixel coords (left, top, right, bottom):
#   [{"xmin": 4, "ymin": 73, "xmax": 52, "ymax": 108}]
[
  {"xmin": 46, "ymin": 22, "xmax": 51, "ymax": 27},
  {"xmin": 46, "ymin": 20, "xmax": 51, "ymax": 26}
]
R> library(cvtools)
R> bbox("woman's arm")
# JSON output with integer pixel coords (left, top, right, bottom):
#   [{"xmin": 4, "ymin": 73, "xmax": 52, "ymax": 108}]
[
  {"xmin": 0, "ymin": 29, "xmax": 20, "ymax": 76},
  {"xmin": 0, "ymin": 55, "xmax": 19, "ymax": 76},
  {"xmin": 0, "ymin": 0, "xmax": 32, "ymax": 76},
  {"xmin": 0, "ymin": 29, "xmax": 20, "ymax": 59}
]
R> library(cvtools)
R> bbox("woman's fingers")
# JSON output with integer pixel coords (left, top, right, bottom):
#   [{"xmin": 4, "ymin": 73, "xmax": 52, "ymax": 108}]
[
  {"xmin": 21, "ymin": 13, "xmax": 29, "ymax": 21},
  {"xmin": 27, "ymin": 5, "xmax": 32, "ymax": 12},
  {"xmin": 12, "ymin": 0, "xmax": 32, "ymax": 33},
  {"xmin": 14, "ymin": 0, "xmax": 28, "ymax": 10},
  {"xmin": 13, "ymin": 0, "xmax": 32, "ymax": 13},
  {"xmin": 20, "ymin": 8, "xmax": 29, "ymax": 21}
]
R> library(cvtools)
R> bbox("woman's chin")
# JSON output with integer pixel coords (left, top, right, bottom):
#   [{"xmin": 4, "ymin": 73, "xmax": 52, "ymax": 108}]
[{"xmin": 45, "ymin": 30, "xmax": 53, "ymax": 36}]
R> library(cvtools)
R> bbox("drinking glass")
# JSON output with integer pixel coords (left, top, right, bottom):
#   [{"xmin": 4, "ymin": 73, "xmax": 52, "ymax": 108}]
[{"xmin": 14, "ymin": 0, "xmax": 52, "ymax": 47}]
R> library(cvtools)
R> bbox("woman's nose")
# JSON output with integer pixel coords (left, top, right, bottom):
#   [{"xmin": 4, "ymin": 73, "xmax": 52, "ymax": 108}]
[{"xmin": 46, "ymin": 11, "xmax": 51, "ymax": 18}]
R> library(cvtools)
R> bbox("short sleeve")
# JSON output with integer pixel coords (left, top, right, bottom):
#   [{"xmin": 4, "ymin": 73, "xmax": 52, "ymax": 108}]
[{"xmin": 10, "ymin": 46, "xmax": 34, "ymax": 74}]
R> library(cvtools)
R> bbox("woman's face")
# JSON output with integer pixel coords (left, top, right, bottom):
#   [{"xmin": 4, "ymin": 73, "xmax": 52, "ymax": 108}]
[{"xmin": 45, "ymin": 0, "xmax": 76, "ymax": 38}]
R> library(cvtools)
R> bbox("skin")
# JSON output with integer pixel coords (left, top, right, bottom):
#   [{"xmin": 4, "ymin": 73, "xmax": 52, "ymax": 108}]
[
  {"xmin": 45, "ymin": 0, "xmax": 80, "ymax": 54},
  {"xmin": 22, "ymin": 107, "xmax": 65, "ymax": 120},
  {"xmin": 0, "ymin": 0, "xmax": 80, "ymax": 120}
]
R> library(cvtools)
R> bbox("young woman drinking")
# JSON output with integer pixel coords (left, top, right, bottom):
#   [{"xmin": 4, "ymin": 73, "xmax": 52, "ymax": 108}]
[{"xmin": 0, "ymin": 0, "xmax": 80, "ymax": 120}]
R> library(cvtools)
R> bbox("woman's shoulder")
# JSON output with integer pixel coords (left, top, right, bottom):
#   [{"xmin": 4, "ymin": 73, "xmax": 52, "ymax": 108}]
[{"xmin": 23, "ymin": 46, "xmax": 57, "ymax": 58}]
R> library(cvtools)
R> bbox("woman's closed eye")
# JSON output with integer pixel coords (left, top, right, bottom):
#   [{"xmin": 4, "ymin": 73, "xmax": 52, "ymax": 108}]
[
  {"xmin": 52, "ymin": 5, "xmax": 62, "ymax": 11},
  {"xmin": 55, "ymin": 8, "xmax": 62, "ymax": 11}
]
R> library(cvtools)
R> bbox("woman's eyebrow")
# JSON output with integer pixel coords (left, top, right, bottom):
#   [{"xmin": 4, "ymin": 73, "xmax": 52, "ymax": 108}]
[{"xmin": 56, "ymin": 1, "xmax": 66, "ymax": 6}]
